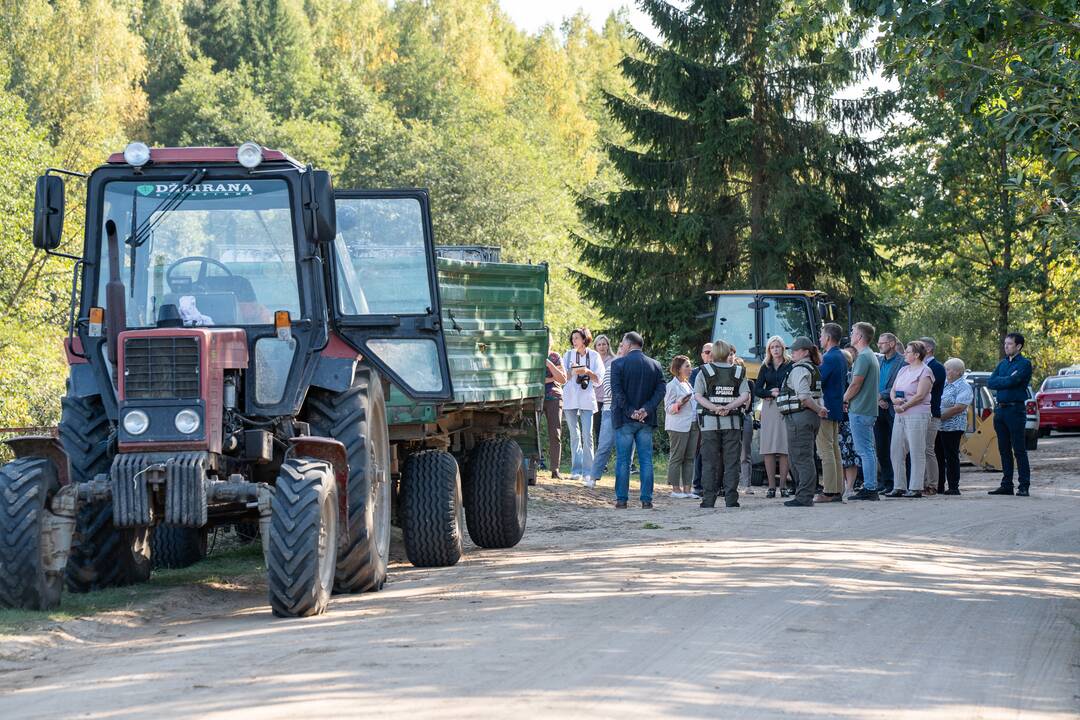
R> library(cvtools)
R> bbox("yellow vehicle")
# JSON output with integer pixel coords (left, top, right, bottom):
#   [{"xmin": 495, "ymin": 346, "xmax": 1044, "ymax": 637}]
[{"xmin": 707, "ymin": 289, "xmax": 840, "ymax": 381}]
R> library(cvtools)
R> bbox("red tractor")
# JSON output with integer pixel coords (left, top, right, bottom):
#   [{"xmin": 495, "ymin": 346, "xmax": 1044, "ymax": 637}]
[{"xmin": 0, "ymin": 143, "xmax": 535, "ymax": 617}]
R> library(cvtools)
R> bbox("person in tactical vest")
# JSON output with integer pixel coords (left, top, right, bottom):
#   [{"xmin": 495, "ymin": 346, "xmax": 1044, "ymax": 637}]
[
  {"xmin": 780, "ymin": 336, "xmax": 829, "ymax": 507},
  {"xmin": 693, "ymin": 339, "xmax": 751, "ymax": 508}
]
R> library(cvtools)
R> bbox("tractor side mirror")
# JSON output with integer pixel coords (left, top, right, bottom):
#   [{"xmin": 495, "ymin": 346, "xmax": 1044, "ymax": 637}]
[
  {"xmin": 32, "ymin": 175, "xmax": 65, "ymax": 251},
  {"xmin": 305, "ymin": 169, "xmax": 336, "ymax": 243}
]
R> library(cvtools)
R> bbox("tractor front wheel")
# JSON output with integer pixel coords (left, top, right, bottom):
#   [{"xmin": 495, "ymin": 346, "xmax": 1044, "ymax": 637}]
[
  {"xmin": 401, "ymin": 450, "xmax": 464, "ymax": 568},
  {"xmin": 0, "ymin": 458, "xmax": 63, "ymax": 610},
  {"xmin": 266, "ymin": 458, "xmax": 339, "ymax": 617},
  {"xmin": 60, "ymin": 389, "xmax": 151, "ymax": 592},
  {"xmin": 306, "ymin": 368, "xmax": 391, "ymax": 594}
]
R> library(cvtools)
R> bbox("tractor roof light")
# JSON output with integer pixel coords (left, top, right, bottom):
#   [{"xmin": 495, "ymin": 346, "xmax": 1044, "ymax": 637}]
[
  {"xmin": 123, "ymin": 142, "xmax": 151, "ymax": 167},
  {"xmin": 237, "ymin": 142, "xmax": 264, "ymax": 169}
]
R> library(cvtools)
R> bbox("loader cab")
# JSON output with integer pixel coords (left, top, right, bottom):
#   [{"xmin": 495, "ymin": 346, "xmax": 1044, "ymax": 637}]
[{"xmin": 708, "ymin": 290, "xmax": 836, "ymax": 378}]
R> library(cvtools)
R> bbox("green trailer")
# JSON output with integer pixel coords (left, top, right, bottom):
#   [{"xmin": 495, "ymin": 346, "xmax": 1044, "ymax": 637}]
[{"xmin": 384, "ymin": 253, "xmax": 547, "ymax": 563}]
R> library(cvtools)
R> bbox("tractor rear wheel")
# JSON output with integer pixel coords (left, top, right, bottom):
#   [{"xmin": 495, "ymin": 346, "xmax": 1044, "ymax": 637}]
[
  {"xmin": 266, "ymin": 458, "xmax": 339, "ymax": 617},
  {"xmin": 401, "ymin": 450, "xmax": 464, "ymax": 567},
  {"xmin": 59, "ymin": 389, "xmax": 150, "ymax": 592},
  {"xmin": 0, "ymin": 458, "xmax": 62, "ymax": 610},
  {"xmin": 151, "ymin": 526, "xmax": 208, "ymax": 569},
  {"xmin": 464, "ymin": 439, "xmax": 527, "ymax": 549},
  {"xmin": 306, "ymin": 368, "xmax": 391, "ymax": 594}
]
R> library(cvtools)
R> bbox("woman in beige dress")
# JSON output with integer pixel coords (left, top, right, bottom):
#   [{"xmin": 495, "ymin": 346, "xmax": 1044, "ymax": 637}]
[{"xmin": 754, "ymin": 336, "xmax": 792, "ymax": 497}]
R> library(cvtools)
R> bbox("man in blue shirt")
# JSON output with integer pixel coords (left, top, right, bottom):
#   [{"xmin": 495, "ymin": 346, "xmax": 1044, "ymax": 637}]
[
  {"xmin": 987, "ymin": 332, "xmax": 1034, "ymax": 496},
  {"xmin": 815, "ymin": 323, "xmax": 846, "ymax": 501}
]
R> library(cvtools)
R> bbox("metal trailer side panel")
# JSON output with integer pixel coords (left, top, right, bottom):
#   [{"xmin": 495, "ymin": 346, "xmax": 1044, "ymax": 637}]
[{"xmin": 387, "ymin": 257, "xmax": 547, "ymax": 424}]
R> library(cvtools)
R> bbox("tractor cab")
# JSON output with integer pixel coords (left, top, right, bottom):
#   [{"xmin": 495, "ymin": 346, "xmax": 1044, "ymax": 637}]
[{"xmin": 707, "ymin": 289, "xmax": 838, "ymax": 379}]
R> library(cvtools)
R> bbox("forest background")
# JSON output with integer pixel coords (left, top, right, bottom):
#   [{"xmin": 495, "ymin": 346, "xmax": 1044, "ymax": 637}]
[{"xmin": 0, "ymin": 0, "xmax": 1076, "ymax": 430}]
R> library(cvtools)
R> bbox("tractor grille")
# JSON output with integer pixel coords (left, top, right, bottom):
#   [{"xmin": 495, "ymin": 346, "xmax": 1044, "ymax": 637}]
[{"xmin": 123, "ymin": 337, "xmax": 200, "ymax": 399}]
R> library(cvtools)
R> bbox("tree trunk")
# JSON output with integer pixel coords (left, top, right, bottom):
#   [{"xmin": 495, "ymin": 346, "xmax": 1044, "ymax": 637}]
[
  {"xmin": 748, "ymin": 61, "xmax": 770, "ymax": 288},
  {"xmin": 996, "ymin": 143, "xmax": 1014, "ymax": 358}
]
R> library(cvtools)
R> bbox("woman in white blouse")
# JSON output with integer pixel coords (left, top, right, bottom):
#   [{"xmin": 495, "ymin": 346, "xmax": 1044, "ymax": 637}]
[
  {"xmin": 563, "ymin": 327, "xmax": 605, "ymax": 487},
  {"xmin": 665, "ymin": 355, "xmax": 698, "ymax": 497}
]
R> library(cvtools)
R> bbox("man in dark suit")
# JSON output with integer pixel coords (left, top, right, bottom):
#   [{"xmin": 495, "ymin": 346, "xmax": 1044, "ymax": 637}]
[
  {"xmin": 610, "ymin": 331, "xmax": 666, "ymax": 509},
  {"xmin": 920, "ymin": 337, "xmax": 947, "ymax": 494}
]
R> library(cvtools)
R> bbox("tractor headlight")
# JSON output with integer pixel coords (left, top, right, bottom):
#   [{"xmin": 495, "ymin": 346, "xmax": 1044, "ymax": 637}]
[
  {"xmin": 237, "ymin": 142, "xmax": 263, "ymax": 169},
  {"xmin": 174, "ymin": 409, "xmax": 200, "ymax": 435},
  {"xmin": 123, "ymin": 409, "xmax": 150, "ymax": 435},
  {"xmin": 123, "ymin": 142, "xmax": 151, "ymax": 167}
]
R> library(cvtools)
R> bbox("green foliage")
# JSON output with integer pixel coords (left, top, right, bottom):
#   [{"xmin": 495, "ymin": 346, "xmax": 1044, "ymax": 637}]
[
  {"xmin": 857, "ymin": 0, "xmax": 1079, "ymax": 228},
  {"xmin": 0, "ymin": 0, "xmax": 635, "ymax": 428},
  {"xmin": 574, "ymin": 0, "xmax": 892, "ymax": 358}
]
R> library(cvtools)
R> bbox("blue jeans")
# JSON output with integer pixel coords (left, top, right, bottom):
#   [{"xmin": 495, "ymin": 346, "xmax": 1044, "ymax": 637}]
[
  {"xmin": 993, "ymin": 405, "xmax": 1029, "ymax": 489},
  {"xmin": 615, "ymin": 423, "xmax": 655, "ymax": 503},
  {"xmin": 590, "ymin": 409, "xmax": 615, "ymax": 480},
  {"xmin": 564, "ymin": 408, "xmax": 595, "ymax": 477},
  {"xmin": 849, "ymin": 412, "xmax": 878, "ymax": 491}
]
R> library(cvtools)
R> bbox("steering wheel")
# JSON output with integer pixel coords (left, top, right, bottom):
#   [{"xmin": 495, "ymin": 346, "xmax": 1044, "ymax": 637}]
[{"xmin": 165, "ymin": 256, "xmax": 233, "ymax": 293}]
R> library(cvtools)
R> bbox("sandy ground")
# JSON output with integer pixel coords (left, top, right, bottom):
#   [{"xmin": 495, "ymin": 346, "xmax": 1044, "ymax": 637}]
[{"xmin": 0, "ymin": 435, "xmax": 1078, "ymax": 719}]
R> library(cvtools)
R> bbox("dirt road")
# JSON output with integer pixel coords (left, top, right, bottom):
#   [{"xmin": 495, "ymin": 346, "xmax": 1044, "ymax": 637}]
[{"xmin": 2, "ymin": 436, "xmax": 1078, "ymax": 719}]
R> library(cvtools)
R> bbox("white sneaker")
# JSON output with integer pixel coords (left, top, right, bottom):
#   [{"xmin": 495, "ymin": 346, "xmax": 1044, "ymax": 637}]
[
  {"xmin": 582, "ymin": 476, "xmax": 595, "ymax": 488},
  {"xmin": 690, "ymin": 492, "xmax": 702, "ymax": 499},
  {"xmin": 670, "ymin": 492, "xmax": 686, "ymax": 499},
  {"xmin": 571, "ymin": 473, "xmax": 582, "ymax": 482}
]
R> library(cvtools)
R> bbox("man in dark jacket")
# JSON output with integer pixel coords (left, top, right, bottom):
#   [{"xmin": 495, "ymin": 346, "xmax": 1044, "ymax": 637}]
[
  {"xmin": 610, "ymin": 331, "xmax": 666, "ymax": 509},
  {"xmin": 987, "ymin": 333, "xmax": 1034, "ymax": 496}
]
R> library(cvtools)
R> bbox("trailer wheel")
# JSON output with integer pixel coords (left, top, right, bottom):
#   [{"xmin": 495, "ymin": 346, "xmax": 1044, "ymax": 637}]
[
  {"xmin": 151, "ymin": 526, "xmax": 208, "ymax": 569},
  {"xmin": 267, "ymin": 458, "xmax": 339, "ymax": 617},
  {"xmin": 59, "ymin": 389, "xmax": 151, "ymax": 592},
  {"xmin": 306, "ymin": 368, "xmax": 391, "ymax": 594},
  {"xmin": 401, "ymin": 450, "xmax": 464, "ymax": 567},
  {"xmin": 0, "ymin": 458, "xmax": 62, "ymax": 610},
  {"xmin": 464, "ymin": 439, "xmax": 527, "ymax": 549}
]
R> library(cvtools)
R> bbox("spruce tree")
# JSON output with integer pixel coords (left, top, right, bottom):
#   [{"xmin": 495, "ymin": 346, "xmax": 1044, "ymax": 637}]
[{"xmin": 575, "ymin": 0, "xmax": 892, "ymax": 352}]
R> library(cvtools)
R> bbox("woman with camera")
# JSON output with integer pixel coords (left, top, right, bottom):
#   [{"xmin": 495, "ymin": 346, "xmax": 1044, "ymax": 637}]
[{"xmin": 563, "ymin": 327, "xmax": 605, "ymax": 487}]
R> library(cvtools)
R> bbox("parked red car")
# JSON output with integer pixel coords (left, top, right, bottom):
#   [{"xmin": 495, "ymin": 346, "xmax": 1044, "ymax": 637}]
[{"xmin": 1036, "ymin": 375, "xmax": 1080, "ymax": 435}]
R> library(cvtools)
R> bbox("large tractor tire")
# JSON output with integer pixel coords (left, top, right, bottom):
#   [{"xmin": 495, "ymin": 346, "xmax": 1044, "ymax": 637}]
[
  {"xmin": 151, "ymin": 526, "xmax": 208, "ymax": 570},
  {"xmin": 266, "ymin": 458, "xmax": 339, "ymax": 618},
  {"xmin": 59, "ymin": 390, "xmax": 151, "ymax": 592},
  {"xmin": 306, "ymin": 368, "xmax": 391, "ymax": 594},
  {"xmin": 0, "ymin": 458, "xmax": 62, "ymax": 610},
  {"xmin": 401, "ymin": 450, "xmax": 464, "ymax": 568},
  {"xmin": 464, "ymin": 439, "xmax": 527, "ymax": 549}
]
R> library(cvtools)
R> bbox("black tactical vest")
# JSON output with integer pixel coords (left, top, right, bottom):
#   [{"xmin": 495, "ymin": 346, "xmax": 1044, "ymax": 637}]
[{"xmin": 698, "ymin": 363, "xmax": 745, "ymax": 427}]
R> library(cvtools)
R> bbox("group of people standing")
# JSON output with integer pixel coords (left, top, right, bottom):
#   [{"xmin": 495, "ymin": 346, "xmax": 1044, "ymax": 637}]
[{"xmin": 542, "ymin": 323, "xmax": 1036, "ymax": 509}]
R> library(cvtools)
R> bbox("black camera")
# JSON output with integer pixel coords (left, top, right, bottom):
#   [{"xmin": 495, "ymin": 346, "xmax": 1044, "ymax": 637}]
[{"xmin": 576, "ymin": 374, "xmax": 590, "ymax": 390}]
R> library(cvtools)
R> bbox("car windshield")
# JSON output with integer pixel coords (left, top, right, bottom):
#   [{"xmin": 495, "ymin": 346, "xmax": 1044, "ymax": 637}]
[
  {"xmin": 1044, "ymin": 377, "xmax": 1080, "ymax": 390},
  {"xmin": 97, "ymin": 178, "xmax": 300, "ymax": 327}
]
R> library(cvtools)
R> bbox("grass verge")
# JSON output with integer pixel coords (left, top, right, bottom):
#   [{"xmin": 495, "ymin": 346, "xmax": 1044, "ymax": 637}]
[{"xmin": 0, "ymin": 543, "xmax": 264, "ymax": 634}]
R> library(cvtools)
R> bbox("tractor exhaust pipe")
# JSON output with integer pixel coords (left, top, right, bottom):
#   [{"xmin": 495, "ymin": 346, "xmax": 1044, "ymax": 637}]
[{"xmin": 104, "ymin": 219, "xmax": 126, "ymax": 370}]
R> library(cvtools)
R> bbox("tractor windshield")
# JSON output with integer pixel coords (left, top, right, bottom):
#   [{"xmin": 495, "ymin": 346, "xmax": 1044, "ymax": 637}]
[{"xmin": 97, "ymin": 178, "xmax": 301, "ymax": 327}]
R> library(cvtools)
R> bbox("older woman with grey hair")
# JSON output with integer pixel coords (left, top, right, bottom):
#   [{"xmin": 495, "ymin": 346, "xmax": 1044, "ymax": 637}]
[{"xmin": 938, "ymin": 357, "xmax": 973, "ymax": 494}]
